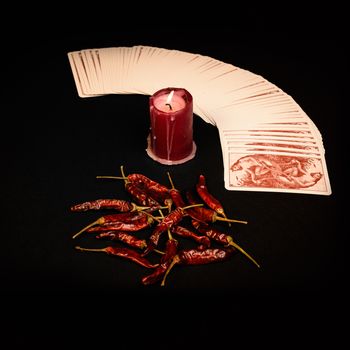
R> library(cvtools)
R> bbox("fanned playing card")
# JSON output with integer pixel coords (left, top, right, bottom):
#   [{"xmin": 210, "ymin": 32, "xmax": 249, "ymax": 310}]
[{"xmin": 67, "ymin": 46, "xmax": 331, "ymax": 195}]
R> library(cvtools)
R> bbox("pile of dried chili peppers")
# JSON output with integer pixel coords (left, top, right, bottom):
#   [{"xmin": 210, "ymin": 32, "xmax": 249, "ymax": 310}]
[{"xmin": 71, "ymin": 166, "xmax": 259, "ymax": 286}]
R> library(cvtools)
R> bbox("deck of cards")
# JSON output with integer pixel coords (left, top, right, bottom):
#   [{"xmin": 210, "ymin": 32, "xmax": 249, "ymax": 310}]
[{"xmin": 67, "ymin": 46, "xmax": 331, "ymax": 195}]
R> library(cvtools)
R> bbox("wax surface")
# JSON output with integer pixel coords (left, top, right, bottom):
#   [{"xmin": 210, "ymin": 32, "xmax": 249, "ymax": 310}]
[
  {"xmin": 153, "ymin": 94, "xmax": 186, "ymax": 112},
  {"xmin": 147, "ymin": 88, "xmax": 196, "ymax": 164}
]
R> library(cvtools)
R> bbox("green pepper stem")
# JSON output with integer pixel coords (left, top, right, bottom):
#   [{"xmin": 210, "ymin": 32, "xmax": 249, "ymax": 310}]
[
  {"xmin": 75, "ymin": 246, "xmax": 106, "ymax": 253},
  {"xmin": 131, "ymin": 203, "xmax": 151, "ymax": 211},
  {"xmin": 227, "ymin": 237, "xmax": 260, "ymax": 268},
  {"xmin": 120, "ymin": 165, "xmax": 129, "ymax": 185},
  {"xmin": 72, "ymin": 218, "xmax": 104, "ymax": 239},
  {"xmin": 161, "ymin": 255, "xmax": 180, "ymax": 287},
  {"xmin": 219, "ymin": 211, "xmax": 231, "ymax": 227},
  {"xmin": 181, "ymin": 204, "xmax": 203, "ymax": 210},
  {"xmin": 96, "ymin": 175, "xmax": 126, "ymax": 180},
  {"xmin": 166, "ymin": 172, "xmax": 176, "ymax": 190},
  {"xmin": 216, "ymin": 216, "xmax": 247, "ymax": 224},
  {"xmin": 167, "ymin": 229, "xmax": 173, "ymax": 241},
  {"xmin": 142, "ymin": 210, "xmax": 161, "ymax": 222}
]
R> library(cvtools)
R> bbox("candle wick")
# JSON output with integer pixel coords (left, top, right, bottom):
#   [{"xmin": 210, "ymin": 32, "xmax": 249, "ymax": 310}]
[{"xmin": 165, "ymin": 103, "xmax": 173, "ymax": 110}]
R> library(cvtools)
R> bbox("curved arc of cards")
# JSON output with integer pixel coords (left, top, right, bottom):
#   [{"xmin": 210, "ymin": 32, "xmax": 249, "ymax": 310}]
[{"xmin": 67, "ymin": 46, "xmax": 331, "ymax": 195}]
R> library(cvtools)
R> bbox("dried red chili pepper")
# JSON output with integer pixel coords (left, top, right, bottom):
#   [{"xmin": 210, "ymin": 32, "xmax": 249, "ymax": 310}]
[
  {"xmin": 196, "ymin": 174, "xmax": 228, "ymax": 219},
  {"xmin": 125, "ymin": 180, "xmax": 159, "ymax": 207},
  {"xmin": 97, "ymin": 172, "xmax": 169, "ymax": 197},
  {"xmin": 128, "ymin": 189, "xmax": 160, "ymax": 208},
  {"xmin": 102, "ymin": 211, "xmax": 147, "ymax": 223},
  {"xmin": 161, "ymin": 247, "xmax": 236, "ymax": 285},
  {"xmin": 186, "ymin": 191, "xmax": 247, "ymax": 225},
  {"xmin": 129, "ymin": 173, "xmax": 167, "ymax": 188},
  {"xmin": 118, "ymin": 166, "xmax": 161, "ymax": 208},
  {"xmin": 96, "ymin": 231, "xmax": 147, "ymax": 250},
  {"xmin": 167, "ymin": 172, "xmax": 208, "ymax": 224},
  {"xmin": 192, "ymin": 220, "xmax": 231, "ymax": 244},
  {"xmin": 144, "ymin": 204, "xmax": 202, "ymax": 253},
  {"xmin": 127, "ymin": 173, "xmax": 171, "ymax": 206},
  {"xmin": 97, "ymin": 167, "xmax": 171, "ymax": 208},
  {"xmin": 192, "ymin": 220, "xmax": 260, "ymax": 268},
  {"xmin": 145, "ymin": 207, "xmax": 184, "ymax": 253},
  {"xmin": 85, "ymin": 219, "xmax": 151, "ymax": 233},
  {"xmin": 141, "ymin": 238, "xmax": 178, "ymax": 286},
  {"xmin": 72, "ymin": 213, "xmax": 153, "ymax": 239},
  {"xmin": 196, "ymin": 244, "xmax": 208, "ymax": 251},
  {"xmin": 75, "ymin": 246, "xmax": 158, "ymax": 268},
  {"xmin": 70, "ymin": 199, "xmax": 149, "ymax": 212},
  {"xmin": 166, "ymin": 172, "xmax": 187, "ymax": 208},
  {"xmin": 171, "ymin": 225, "xmax": 211, "ymax": 248},
  {"xmin": 178, "ymin": 247, "xmax": 236, "ymax": 265}
]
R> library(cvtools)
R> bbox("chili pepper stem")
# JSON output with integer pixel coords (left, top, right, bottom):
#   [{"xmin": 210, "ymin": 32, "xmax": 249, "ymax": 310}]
[
  {"xmin": 216, "ymin": 208, "xmax": 224, "ymax": 215},
  {"xmin": 167, "ymin": 229, "xmax": 173, "ymax": 240},
  {"xmin": 96, "ymin": 176, "xmax": 127, "ymax": 180},
  {"xmin": 154, "ymin": 249, "xmax": 165, "ymax": 255},
  {"xmin": 181, "ymin": 204, "xmax": 203, "ymax": 210},
  {"xmin": 120, "ymin": 165, "xmax": 129, "ymax": 185},
  {"xmin": 220, "ymin": 212, "xmax": 231, "ymax": 227},
  {"xmin": 72, "ymin": 218, "xmax": 104, "ymax": 239},
  {"xmin": 158, "ymin": 206, "xmax": 171, "ymax": 210},
  {"xmin": 142, "ymin": 210, "xmax": 161, "ymax": 222},
  {"xmin": 130, "ymin": 203, "xmax": 151, "ymax": 211},
  {"xmin": 227, "ymin": 237, "xmax": 260, "ymax": 268},
  {"xmin": 75, "ymin": 246, "xmax": 105, "ymax": 253},
  {"xmin": 166, "ymin": 171, "xmax": 176, "ymax": 190},
  {"xmin": 161, "ymin": 255, "xmax": 180, "ymax": 287},
  {"xmin": 164, "ymin": 199, "xmax": 172, "ymax": 213},
  {"xmin": 216, "ymin": 216, "xmax": 248, "ymax": 225}
]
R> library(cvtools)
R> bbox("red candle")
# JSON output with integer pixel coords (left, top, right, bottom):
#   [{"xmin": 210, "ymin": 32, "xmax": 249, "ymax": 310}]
[{"xmin": 146, "ymin": 87, "xmax": 196, "ymax": 165}]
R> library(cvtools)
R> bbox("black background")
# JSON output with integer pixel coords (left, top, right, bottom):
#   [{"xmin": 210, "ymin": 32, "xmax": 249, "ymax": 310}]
[{"xmin": 1, "ymin": 13, "xmax": 346, "ymax": 347}]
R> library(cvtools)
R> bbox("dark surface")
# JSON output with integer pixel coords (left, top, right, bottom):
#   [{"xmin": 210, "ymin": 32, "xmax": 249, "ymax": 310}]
[{"xmin": 1, "ymin": 23, "xmax": 345, "ymax": 345}]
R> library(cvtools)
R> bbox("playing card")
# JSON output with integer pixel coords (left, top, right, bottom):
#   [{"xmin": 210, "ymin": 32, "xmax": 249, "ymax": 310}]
[
  {"xmin": 226, "ymin": 140, "xmax": 321, "ymax": 154},
  {"xmin": 81, "ymin": 50, "xmax": 99, "ymax": 94},
  {"xmin": 67, "ymin": 52, "xmax": 86, "ymax": 97},
  {"xmin": 91, "ymin": 49, "xmax": 104, "ymax": 93},
  {"xmin": 71, "ymin": 51, "xmax": 91, "ymax": 95},
  {"xmin": 226, "ymin": 151, "xmax": 331, "ymax": 195}
]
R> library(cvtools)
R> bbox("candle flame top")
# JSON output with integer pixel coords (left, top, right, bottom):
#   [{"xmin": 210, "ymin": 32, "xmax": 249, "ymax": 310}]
[{"xmin": 166, "ymin": 90, "xmax": 175, "ymax": 105}]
